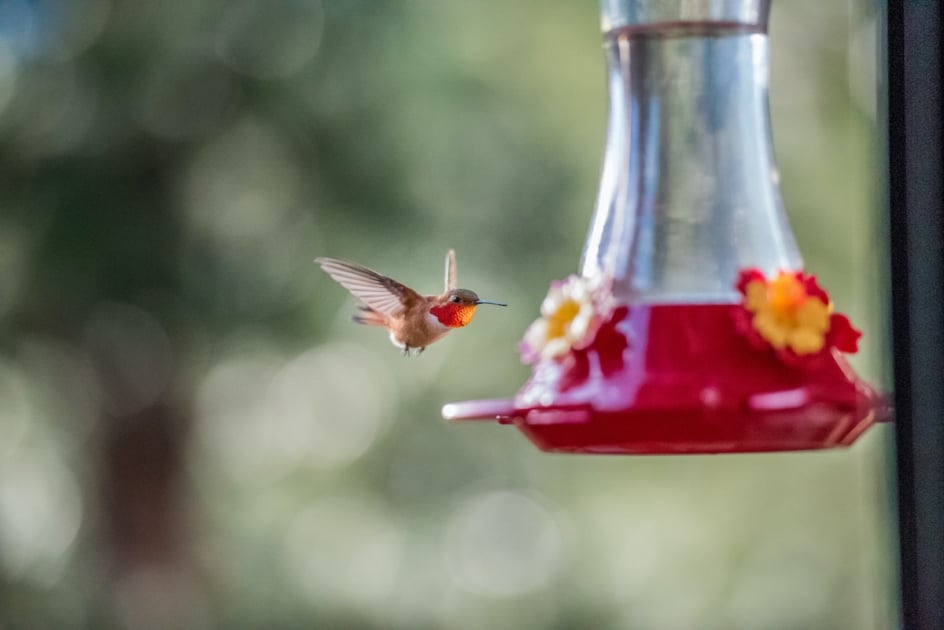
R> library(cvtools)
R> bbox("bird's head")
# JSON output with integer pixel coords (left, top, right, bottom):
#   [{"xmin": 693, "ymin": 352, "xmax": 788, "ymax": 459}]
[{"xmin": 432, "ymin": 289, "xmax": 507, "ymax": 328}]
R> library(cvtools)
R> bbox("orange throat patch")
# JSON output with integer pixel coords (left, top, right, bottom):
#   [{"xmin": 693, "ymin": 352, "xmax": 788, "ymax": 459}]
[{"xmin": 430, "ymin": 303, "xmax": 476, "ymax": 328}]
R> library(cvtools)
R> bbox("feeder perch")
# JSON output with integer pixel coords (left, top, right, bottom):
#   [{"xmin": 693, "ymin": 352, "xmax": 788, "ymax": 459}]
[{"xmin": 443, "ymin": 0, "xmax": 888, "ymax": 454}]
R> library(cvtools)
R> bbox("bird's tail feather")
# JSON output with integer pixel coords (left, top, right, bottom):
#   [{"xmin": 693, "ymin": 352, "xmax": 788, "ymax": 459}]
[{"xmin": 352, "ymin": 305, "xmax": 386, "ymax": 326}]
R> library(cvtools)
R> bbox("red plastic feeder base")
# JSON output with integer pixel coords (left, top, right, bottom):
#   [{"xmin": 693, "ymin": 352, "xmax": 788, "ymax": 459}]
[{"xmin": 443, "ymin": 304, "xmax": 889, "ymax": 455}]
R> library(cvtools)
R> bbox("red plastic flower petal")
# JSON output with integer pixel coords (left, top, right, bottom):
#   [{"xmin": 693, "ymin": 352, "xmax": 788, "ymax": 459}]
[
  {"xmin": 800, "ymin": 273, "xmax": 830, "ymax": 303},
  {"xmin": 558, "ymin": 305, "xmax": 629, "ymax": 392},
  {"xmin": 827, "ymin": 312, "xmax": 861, "ymax": 353},
  {"xmin": 736, "ymin": 268, "xmax": 766, "ymax": 295}
]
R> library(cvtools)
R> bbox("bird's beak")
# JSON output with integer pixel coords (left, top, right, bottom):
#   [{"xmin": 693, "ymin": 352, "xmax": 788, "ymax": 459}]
[{"xmin": 475, "ymin": 299, "xmax": 507, "ymax": 307}]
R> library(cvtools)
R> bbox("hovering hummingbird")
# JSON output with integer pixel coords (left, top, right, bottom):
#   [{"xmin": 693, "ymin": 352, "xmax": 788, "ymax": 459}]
[{"xmin": 315, "ymin": 250, "xmax": 506, "ymax": 355}]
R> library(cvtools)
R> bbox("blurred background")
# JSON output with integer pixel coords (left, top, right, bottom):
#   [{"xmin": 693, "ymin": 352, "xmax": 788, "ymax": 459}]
[{"xmin": 0, "ymin": 0, "xmax": 895, "ymax": 628}]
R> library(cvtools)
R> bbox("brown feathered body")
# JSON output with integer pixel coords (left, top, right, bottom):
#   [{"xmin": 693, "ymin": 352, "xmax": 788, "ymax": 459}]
[{"xmin": 352, "ymin": 292, "xmax": 456, "ymax": 350}]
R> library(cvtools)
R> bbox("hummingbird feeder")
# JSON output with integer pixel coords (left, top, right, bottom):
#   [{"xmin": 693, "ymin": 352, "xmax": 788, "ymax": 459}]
[{"xmin": 443, "ymin": 0, "xmax": 888, "ymax": 454}]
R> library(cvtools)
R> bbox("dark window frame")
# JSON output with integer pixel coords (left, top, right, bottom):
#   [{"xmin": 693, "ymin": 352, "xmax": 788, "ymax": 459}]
[{"xmin": 887, "ymin": 1, "xmax": 944, "ymax": 627}]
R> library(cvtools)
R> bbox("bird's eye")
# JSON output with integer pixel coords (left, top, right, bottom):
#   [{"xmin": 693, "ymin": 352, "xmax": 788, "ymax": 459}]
[{"xmin": 451, "ymin": 295, "xmax": 461, "ymax": 303}]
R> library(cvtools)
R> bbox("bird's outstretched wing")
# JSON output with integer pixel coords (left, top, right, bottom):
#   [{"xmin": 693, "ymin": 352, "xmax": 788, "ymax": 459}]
[
  {"xmin": 444, "ymin": 249, "xmax": 457, "ymax": 292},
  {"xmin": 316, "ymin": 257, "xmax": 422, "ymax": 316}
]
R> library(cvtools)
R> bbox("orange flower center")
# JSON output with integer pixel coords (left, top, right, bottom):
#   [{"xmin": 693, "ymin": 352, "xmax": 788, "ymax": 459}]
[{"xmin": 767, "ymin": 273, "xmax": 807, "ymax": 312}]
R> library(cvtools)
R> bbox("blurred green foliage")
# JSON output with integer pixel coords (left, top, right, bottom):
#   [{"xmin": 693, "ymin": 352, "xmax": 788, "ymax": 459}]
[{"xmin": 0, "ymin": 0, "xmax": 894, "ymax": 628}]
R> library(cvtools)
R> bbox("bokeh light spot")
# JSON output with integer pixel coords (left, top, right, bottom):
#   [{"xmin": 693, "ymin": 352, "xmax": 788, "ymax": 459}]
[
  {"xmin": 216, "ymin": 0, "xmax": 324, "ymax": 79},
  {"xmin": 83, "ymin": 302, "xmax": 173, "ymax": 417},
  {"xmin": 282, "ymin": 496, "xmax": 402, "ymax": 611},
  {"xmin": 266, "ymin": 343, "xmax": 396, "ymax": 469},
  {"xmin": 193, "ymin": 353, "xmax": 281, "ymax": 481},
  {"xmin": 444, "ymin": 490, "xmax": 562, "ymax": 597},
  {"xmin": 195, "ymin": 342, "xmax": 396, "ymax": 481},
  {"xmin": 0, "ymin": 448, "xmax": 82, "ymax": 584},
  {"xmin": 18, "ymin": 337, "xmax": 102, "ymax": 449},
  {"xmin": 182, "ymin": 118, "xmax": 301, "ymax": 245},
  {"xmin": 4, "ymin": 61, "xmax": 95, "ymax": 157}
]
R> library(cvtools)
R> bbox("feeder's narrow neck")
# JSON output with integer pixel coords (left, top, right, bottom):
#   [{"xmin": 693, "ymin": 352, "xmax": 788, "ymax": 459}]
[
  {"xmin": 583, "ymin": 1, "xmax": 801, "ymax": 303},
  {"xmin": 601, "ymin": 0, "xmax": 770, "ymax": 33}
]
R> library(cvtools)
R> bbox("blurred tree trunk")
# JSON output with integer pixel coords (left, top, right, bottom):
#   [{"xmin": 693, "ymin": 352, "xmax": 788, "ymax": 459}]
[{"xmin": 101, "ymin": 401, "xmax": 199, "ymax": 628}]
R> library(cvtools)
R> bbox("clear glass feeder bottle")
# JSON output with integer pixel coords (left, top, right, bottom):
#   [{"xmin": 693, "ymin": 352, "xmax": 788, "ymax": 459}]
[{"xmin": 444, "ymin": 0, "xmax": 886, "ymax": 454}]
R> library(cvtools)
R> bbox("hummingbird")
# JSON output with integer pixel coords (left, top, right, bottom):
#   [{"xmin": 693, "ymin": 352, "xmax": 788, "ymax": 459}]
[{"xmin": 315, "ymin": 249, "xmax": 506, "ymax": 355}]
